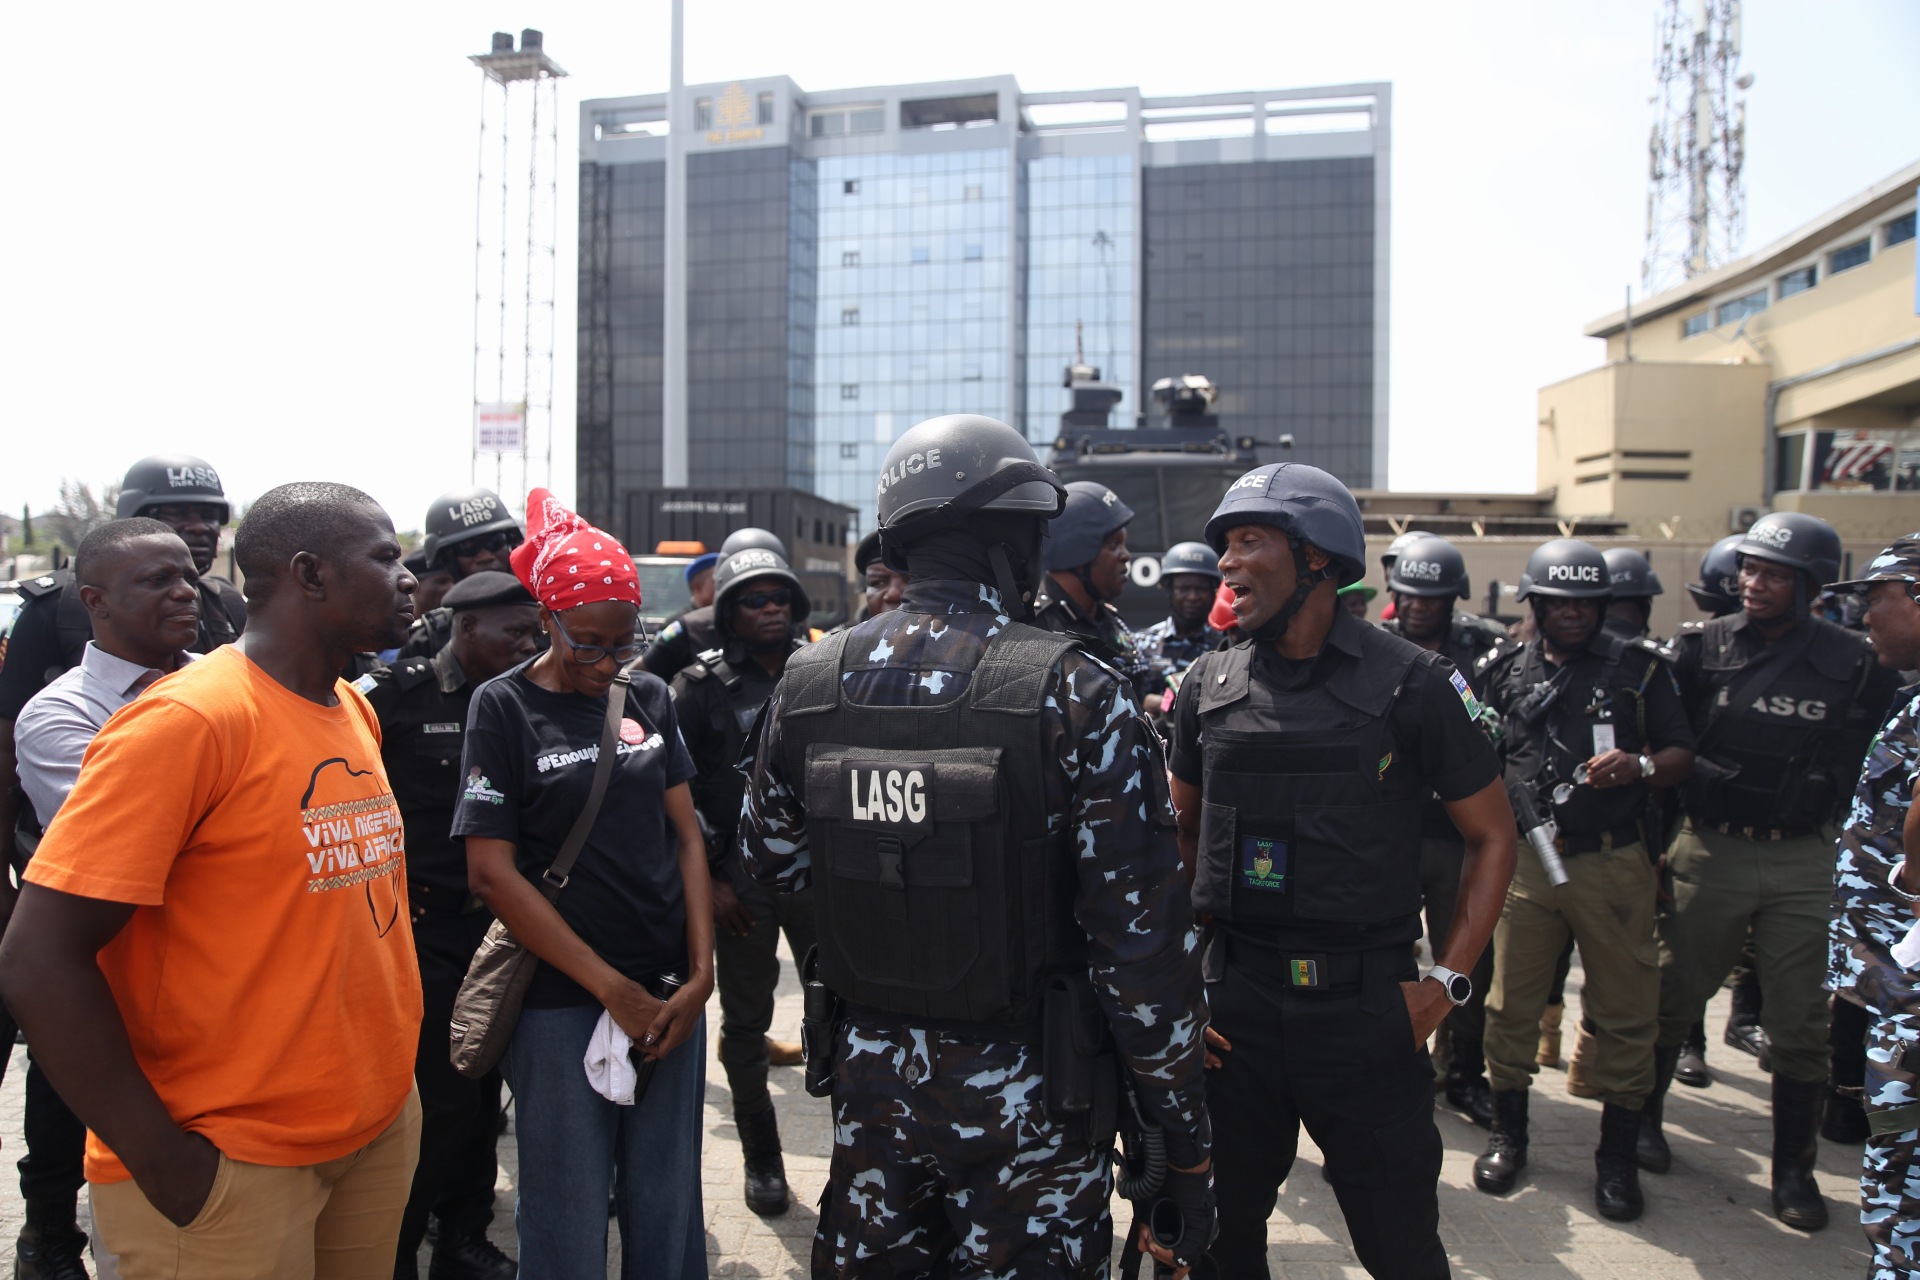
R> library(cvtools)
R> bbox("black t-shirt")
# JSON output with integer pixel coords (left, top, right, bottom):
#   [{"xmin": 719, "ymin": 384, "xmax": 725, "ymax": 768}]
[{"xmin": 452, "ymin": 662, "xmax": 697, "ymax": 1007}]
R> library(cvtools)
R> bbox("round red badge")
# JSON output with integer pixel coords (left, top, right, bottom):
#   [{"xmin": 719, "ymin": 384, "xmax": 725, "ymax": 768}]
[{"xmin": 619, "ymin": 718, "xmax": 647, "ymax": 746}]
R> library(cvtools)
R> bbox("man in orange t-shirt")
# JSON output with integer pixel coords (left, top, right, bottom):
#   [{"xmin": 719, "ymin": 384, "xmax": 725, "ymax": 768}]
[{"xmin": 0, "ymin": 482, "xmax": 425, "ymax": 1280}]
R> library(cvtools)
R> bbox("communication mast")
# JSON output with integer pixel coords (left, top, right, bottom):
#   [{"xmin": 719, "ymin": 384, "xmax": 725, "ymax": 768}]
[
  {"xmin": 1642, "ymin": 0, "xmax": 1750, "ymax": 293},
  {"xmin": 469, "ymin": 30, "xmax": 567, "ymax": 500}
]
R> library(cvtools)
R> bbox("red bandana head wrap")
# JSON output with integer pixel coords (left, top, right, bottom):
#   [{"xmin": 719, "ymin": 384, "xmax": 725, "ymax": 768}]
[{"xmin": 509, "ymin": 488, "xmax": 641, "ymax": 613}]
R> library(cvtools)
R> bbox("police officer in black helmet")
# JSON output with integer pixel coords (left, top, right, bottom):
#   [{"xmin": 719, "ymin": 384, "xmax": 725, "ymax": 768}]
[
  {"xmin": 670, "ymin": 545, "xmax": 816, "ymax": 1218},
  {"xmin": 738, "ymin": 414, "xmax": 1213, "ymax": 1277},
  {"xmin": 1137, "ymin": 541, "xmax": 1227, "ymax": 719},
  {"xmin": 1474, "ymin": 538, "xmax": 1695, "ymax": 1221},
  {"xmin": 1168, "ymin": 466, "xmax": 1516, "ymax": 1279},
  {"xmin": 1379, "ymin": 534, "xmax": 1511, "ymax": 1129},
  {"xmin": 0, "ymin": 452, "xmax": 246, "ymax": 1280},
  {"xmin": 1688, "ymin": 535, "xmax": 1744, "ymax": 619},
  {"xmin": 644, "ymin": 527, "xmax": 790, "ymax": 682},
  {"xmin": 1601, "ymin": 548, "xmax": 1664, "ymax": 642},
  {"xmin": 1641, "ymin": 512, "xmax": 1900, "ymax": 1230},
  {"xmin": 397, "ymin": 487, "xmax": 525, "ymax": 659},
  {"xmin": 1034, "ymin": 480, "xmax": 1154, "ymax": 698}
]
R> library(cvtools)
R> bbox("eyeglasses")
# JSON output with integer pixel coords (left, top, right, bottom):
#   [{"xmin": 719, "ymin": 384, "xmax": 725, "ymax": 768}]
[
  {"xmin": 457, "ymin": 531, "xmax": 520, "ymax": 557},
  {"xmin": 548, "ymin": 611, "xmax": 642, "ymax": 665},
  {"xmin": 738, "ymin": 589, "xmax": 793, "ymax": 610}
]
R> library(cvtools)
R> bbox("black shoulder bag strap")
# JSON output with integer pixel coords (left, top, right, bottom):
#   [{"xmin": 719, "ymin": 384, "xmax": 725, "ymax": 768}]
[{"xmin": 537, "ymin": 671, "xmax": 630, "ymax": 902}]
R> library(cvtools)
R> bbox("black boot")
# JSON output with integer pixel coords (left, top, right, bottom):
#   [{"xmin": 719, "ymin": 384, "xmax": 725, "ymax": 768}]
[
  {"xmin": 1595, "ymin": 1104, "xmax": 1646, "ymax": 1222},
  {"xmin": 1771, "ymin": 1075, "xmax": 1829, "ymax": 1231},
  {"xmin": 1823, "ymin": 1084, "xmax": 1869, "ymax": 1144},
  {"xmin": 1675, "ymin": 1020, "xmax": 1711, "ymax": 1088},
  {"xmin": 1444, "ymin": 1067, "xmax": 1496, "ymax": 1129},
  {"xmin": 428, "ymin": 1232, "xmax": 518, "ymax": 1280},
  {"xmin": 1638, "ymin": 1045, "xmax": 1679, "ymax": 1174},
  {"xmin": 15, "ymin": 1198, "xmax": 88, "ymax": 1280},
  {"xmin": 1724, "ymin": 969, "xmax": 1770, "ymax": 1066},
  {"xmin": 1473, "ymin": 1090, "xmax": 1529, "ymax": 1194},
  {"xmin": 737, "ymin": 1105, "xmax": 791, "ymax": 1216},
  {"xmin": 1826, "ymin": 996, "xmax": 1871, "ymax": 1143}
]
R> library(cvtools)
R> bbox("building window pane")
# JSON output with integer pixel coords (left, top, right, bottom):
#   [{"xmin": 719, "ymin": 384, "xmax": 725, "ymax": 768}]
[
  {"xmin": 1830, "ymin": 239, "xmax": 1871, "ymax": 273},
  {"xmin": 694, "ymin": 98, "xmax": 713, "ymax": 130},
  {"xmin": 1681, "ymin": 312, "xmax": 1711, "ymax": 338},
  {"xmin": 842, "ymin": 250, "xmax": 861, "ymax": 267},
  {"xmin": 963, "ymin": 244, "xmax": 984, "ymax": 261},
  {"xmin": 1714, "ymin": 289, "xmax": 1766, "ymax": 326},
  {"xmin": 813, "ymin": 112, "xmax": 846, "ymax": 138},
  {"xmin": 849, "ymin": 108, "xmax": 885, "ymax": 134},
  {"xmin": 757, "ymin": 92, "xmax": 775, "ymax": 125},
  {"xmin": 962, "ymin": 363, "xmax": 983, "ymax": 381},
  {"xmin": 910, "ymin": 246, "xmax": 930, "ymax": 264},
  {"xmin": 840, "ymin": 383, "xmax": 859, "ymax": 400},
  {"xmin": 1886, "ymin": 212, "xmax": 1917, "ymax": 248},
  {"xmin": 840, "ymin": 443, "xmax": 860, "ymax": 458},
  {"xmin": 1777, "ymin": 266, "xmax": 1816, "ymax": 299},
  {"xmin": 964, "ymin": 184, "xmax": 983, "ymax": 201},
  {"xmin": 1807, "ymin": 429, "xmax": 1920, "ymax": 492},
  {"xmin": 1775, "ymin": 431, "xmax": 1806, "ymax": 491},
  {"xmin": 843, "ymin": 178, "xmax": 859, "ymax": 195}
]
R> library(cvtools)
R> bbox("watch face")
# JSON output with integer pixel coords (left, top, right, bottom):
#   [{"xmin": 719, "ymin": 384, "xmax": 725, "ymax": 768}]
[{"xmin": 1446, "ymin": 973, "xmax": 1472, "ymax": 1003}]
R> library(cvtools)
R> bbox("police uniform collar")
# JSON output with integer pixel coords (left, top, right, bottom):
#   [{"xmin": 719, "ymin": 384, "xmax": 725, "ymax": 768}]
[
  {"xmin": 899, "ymin": 579, "xmax": 1008, "ymax": 615},
  {"xmin": 431, "ymin": 641, "xmax": 469, "ymax": 694}
]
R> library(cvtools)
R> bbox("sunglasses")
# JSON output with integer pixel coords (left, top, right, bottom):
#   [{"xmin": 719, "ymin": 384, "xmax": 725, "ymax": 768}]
[
  {"xmin": 457, "ymin": 531, "xmax": 521, "ymax": 557},
  {"xmin": 549, "ymin": 611, "xmax": 642, "ymax": 666},
  {"xmin": 738, "ymin": 589, "xmax": 793, "ymax": 610}
]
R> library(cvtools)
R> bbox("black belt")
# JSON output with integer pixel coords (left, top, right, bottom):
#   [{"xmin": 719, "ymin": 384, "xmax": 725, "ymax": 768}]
[
  {"xmin": 1702, "ymin": 820, "xmax": 1820, "ymax": 841},
  {"xmin": 1219, "ymin": 933, "xmax": 1412, "ymax": 991},
  {"xmin": 408, "ymin": 879, "xmax": 487, "ymax": 917},
  {"xmin": 1555, "ymin": 823, "xmax": 1643, "ymax": 856}
]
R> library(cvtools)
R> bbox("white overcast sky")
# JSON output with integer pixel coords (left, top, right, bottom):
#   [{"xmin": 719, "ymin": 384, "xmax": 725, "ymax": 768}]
[{"xmin": 4, "ymin": 0, "xmax": 1916, "ymax": 534}]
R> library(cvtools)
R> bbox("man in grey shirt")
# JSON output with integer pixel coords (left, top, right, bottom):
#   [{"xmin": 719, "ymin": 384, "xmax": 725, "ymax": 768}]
[{"xmin": 9, "ymin": 517, "xmax": 200, "ymax": 1280}]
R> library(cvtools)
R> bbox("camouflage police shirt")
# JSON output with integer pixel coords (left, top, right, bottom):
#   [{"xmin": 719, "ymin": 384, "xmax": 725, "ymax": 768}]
[
  {"xmin": 1832, "ymin": 683, "xmax": 1920, "ymax": 1011},
  {"xmin": 738, "ymin": 578, "xmax": 1211, "ymax": 1164},
  {"xmin": 1136, "ymin": 617, "xmax": 1224, "ymax": 696}
]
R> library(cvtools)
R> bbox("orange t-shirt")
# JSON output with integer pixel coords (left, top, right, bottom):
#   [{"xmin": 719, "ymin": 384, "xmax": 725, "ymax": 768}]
[{"xmin": 26, "ymin": 645, "xmax": 423, "ymax": 1183}]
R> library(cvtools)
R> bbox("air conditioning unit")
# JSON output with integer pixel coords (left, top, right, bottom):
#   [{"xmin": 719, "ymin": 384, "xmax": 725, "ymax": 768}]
[{"xmin": 1729, "ymin": 505, "xmax": 1767, "ymax": 533}]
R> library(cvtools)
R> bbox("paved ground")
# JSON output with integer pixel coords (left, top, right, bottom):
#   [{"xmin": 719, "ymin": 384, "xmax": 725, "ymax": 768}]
[{"xmin": 0, "ymin": 949, "xmax": 1876, "ymax": 1278}]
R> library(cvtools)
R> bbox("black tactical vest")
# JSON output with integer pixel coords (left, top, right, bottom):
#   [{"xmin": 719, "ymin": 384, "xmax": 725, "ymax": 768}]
[
  {"xmin": 1189, "ymin": 627, "xmax": 1430, "ymax": 928},
  {"xmin": 777, "ymin": 622, "xmax": 1084, "ymax": 1026},
  {"xmin": 682, "ymin": 647, "xmax": 783, "ymax": 840},
  {"xmin": 1682, "ymin": 616, "xmax": 1876, "ymax": 828}
]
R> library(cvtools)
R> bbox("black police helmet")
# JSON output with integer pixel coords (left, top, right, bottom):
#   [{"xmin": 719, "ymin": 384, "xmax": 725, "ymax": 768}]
[
  {"xmin": 1686, "ymin": 534, "xmax": 1743, "ymax": 614},
  {"xmin": 1159, "ymin": 540, "xmax": 1222, "ymax": 584},
  {"xmin": 1601, "ymin": 547, "xmax": 1664, "ymax": 599},
  {"xmin": 1046, "ymin": 482, "xmax": 1136, "ymax": 571},
  {"xmin": 876, "ymin": 415, "xmax": 1066, "ymax": 531},
  {"xmin": 1380, "ymin": 528, "xmax": 1436, "ymax": 574},
  {"xmin": 1515, "ymin": 538, "xmax": 1611, "ymax": 601},
  {"xmin": 1203, "ymin": 463, "xmax": 1367, "ymax": 588},
  {"xmin": 853, "ymin": 530, "xmax": 883, "ymax": 574},
  {"xmin": 1388, "ymin": 535, "xmax": 1471, "ymax": 600},
  {"xmin": 115, "ymin": 454, "xmax": 230, "ymax": 523},
  {"xmin": 1735, "ymin": 512, "xmax": 1842, "ymax": 587},
  {"xmin": 712, "ymin": 546, "xmax": 811, "ymax": 629},
  {"xmin": 423, "ymin": 487, "xmax": 523, "ymax": 568},
  {"xmin": 720, "ymin": 527, "xmax": 789, "ymax": 560}
]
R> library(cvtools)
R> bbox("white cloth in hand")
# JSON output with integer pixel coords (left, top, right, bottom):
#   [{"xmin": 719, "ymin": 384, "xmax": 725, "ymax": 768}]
[
  {"xmin": 585, "ymin": 1009, "xmax": 638, "ymax": 1105},
  {"xmin": 1894, "ymin": 921, "xmax": 1920, "ymax": 972}
]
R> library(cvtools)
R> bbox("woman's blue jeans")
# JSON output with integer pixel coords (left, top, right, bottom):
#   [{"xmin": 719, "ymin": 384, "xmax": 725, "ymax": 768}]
[{"xmin": 501, "ymin": 1002, "xmax": 708, "ymax": 1279}]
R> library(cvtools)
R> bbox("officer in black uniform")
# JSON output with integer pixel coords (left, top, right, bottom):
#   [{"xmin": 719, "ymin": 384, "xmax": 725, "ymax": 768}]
[
  {"xmin": 0, "ymin": 455, "xmax": 245, "ymax": 1280},
  {"xmin": 1601, "ymin": 548, "xmax": 1664, "ymax": 642},
  {"xmin": 1639, "ymin": 513, "xmax": 1900, "ymax": 1231},
  {"xmin": 1034, "ymin": 480, "xmax": 1152, "ymax": 697},
  {"xmin": 360, "ymin": 571, "xmax": 539, "ymax": 1280},
  {"xmin": 1687, "ymin": 535, "xmax": 1744, "ymax": 619},
  {"xmin": 644, "ymin": 527, "xmax": 789, "ymax": 682},
  {"xmin": 1379, "ymin": 533, "xmax": 1511, "ymax": 1129},
  {"xmin": 738, "ymin": 415, "xmax": 1214, "ymax": 1278},
  {"xmin": 854, "ymin": 530, "xmax": 908, "ymax": 623},
  {"xmin": 396, "ymin": 487, "xmax": 525, "ymax": 659},
  {"xmin": 670, "ymin": 546, "xmax": 815, "ymax": 1217},
  {"xmin": 408, "ymin": 549, "xmax": 455, "ymax": 619},
  {"xmin": 1473, "ymin": 538, "xmax": 1695, "ymax": 1222},
  {"xmin": 1169, "ymin": 468, "xmax": 1517, "ymax": 1279},
  {"xmin": 1137, "ymin": 540, "xmax": 1227, "ymax": 719}
]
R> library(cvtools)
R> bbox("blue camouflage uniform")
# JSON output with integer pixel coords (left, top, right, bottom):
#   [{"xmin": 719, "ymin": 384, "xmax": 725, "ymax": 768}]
[
  {"xmin": 1832, "ymin": 683, "xmax": 1920, "ymax": 1277},
  {"xmin": 1135, "ymin": 617, "xmax": 1223, "ymax": 699},
  {"xmin": 739, "ymin": 579, "xmax": 1210, "ymax": 1278}
]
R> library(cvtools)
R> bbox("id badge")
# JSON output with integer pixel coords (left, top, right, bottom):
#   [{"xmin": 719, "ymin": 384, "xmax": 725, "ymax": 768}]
[
  {"xmin": 1239, "ymin": 835, "xmax": 1289, "ymax": 892},
  {"xmin": 1592, "ymin": 724, "xmax": 1616, "ymax": 756}
]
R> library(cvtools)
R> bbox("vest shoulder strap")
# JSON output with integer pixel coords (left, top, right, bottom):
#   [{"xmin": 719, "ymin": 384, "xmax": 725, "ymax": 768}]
[
  {"xmin": 782, "ymin": 627, "xmax": 852, "ymax": 716},
  {"xmin": 969, "ymin": 622, "xmax": 1078, "ymax": 715}
]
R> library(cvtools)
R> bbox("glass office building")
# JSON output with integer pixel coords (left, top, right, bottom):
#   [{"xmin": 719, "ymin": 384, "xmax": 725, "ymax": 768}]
[{"xmin": 578, "ymin": 77, "xmax": 1390, "ymax": 536}]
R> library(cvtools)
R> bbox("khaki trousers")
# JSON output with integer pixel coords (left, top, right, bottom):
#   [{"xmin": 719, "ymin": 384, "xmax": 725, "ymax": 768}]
[
  {"xmin": 90, "ymin": 1085, "xmax": 421, "ymax": 1280},
  {"xmin": 1655, "ymin": 822, "xmax": 1835, "ymax": 1084},
  {"xmin": 1484, "ymin": 841, "xmax": 1660, "ymax": 1109}
]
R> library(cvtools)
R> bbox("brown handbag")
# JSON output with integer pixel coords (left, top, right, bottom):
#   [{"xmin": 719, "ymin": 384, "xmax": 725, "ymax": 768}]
[{"xmin": 449, "ymin": 673, "xmax": 630, "ymax": 1079}]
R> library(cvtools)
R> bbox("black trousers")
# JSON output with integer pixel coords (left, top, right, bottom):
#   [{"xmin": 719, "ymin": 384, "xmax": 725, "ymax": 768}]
[
  {"xmin": 1419, "ymin": 835, "xmax": 1494, "ymax": 1077},
  {"xmin": 18, "ymin": 1052, "xmax": 84, "ymax": 1209},
  {"xmin": 397, "ymin": 911, "xmax": 503, "ymax": 1261},
  {"xmin": 715, "ymin": 880, "xmax": 815, "ymax": 1116},
  {"xmin": 1205, "ymin": 944, "xmax": 1450, "ymax": 1280}
]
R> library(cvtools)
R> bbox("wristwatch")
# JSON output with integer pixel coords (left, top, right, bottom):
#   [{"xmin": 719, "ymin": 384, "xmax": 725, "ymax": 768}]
[
  {"xmin": 1638, "ymin": 753, "xmax": 1656, "ymax": 779},
  {"xmin": 1427, "ymin": 964, "xmax": 1472, "ymax": 1007}
]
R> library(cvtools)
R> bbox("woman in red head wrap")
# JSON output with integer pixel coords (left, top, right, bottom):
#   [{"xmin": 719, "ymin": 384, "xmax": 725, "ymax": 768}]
[{"xmin": 459, "ymin": 489, "xmax": 713, "ymax": 1277}]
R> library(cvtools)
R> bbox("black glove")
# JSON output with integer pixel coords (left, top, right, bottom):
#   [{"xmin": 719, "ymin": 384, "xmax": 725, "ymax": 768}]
[{"xmin": 1151, "ymin": 1165, "xmax": 1217, "ymax": 1271}]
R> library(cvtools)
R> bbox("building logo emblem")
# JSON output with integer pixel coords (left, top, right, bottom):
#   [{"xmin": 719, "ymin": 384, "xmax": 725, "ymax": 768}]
[{"xmin": 706, "ymin": 83, "xmax": 765, "ymax": 145}]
